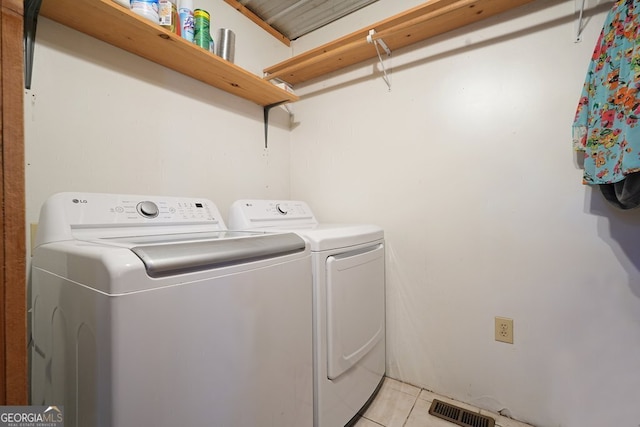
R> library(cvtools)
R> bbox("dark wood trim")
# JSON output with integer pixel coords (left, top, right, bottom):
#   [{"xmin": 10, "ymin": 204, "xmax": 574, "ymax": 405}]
[{"xmin": 0, "ymin": 0, "xmax": 27, "ymax": 405}]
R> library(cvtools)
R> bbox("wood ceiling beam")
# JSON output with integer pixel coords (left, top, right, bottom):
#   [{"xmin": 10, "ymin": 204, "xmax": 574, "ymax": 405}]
[{"xmin": 224, "ymin": 0, "xmax": 291, "ymax": 47}]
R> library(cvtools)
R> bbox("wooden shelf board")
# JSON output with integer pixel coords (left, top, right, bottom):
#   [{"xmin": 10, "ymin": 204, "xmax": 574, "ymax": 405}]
[
  {"xmin": 40, "ymin": 0, "xmax": 298, "ymax": 106},
  {"xmin": 264, "ymin": 0, "xmax": 535, "ymax": 86}
]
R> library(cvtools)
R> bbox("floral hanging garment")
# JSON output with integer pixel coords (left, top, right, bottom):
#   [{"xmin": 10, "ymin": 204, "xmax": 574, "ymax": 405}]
[{"xmin": 573, "ymin": 0, "xmax": 640, "ymax": 188}]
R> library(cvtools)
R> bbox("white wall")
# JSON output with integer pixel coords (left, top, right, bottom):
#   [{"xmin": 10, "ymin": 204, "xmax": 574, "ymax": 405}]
[
  {"xmin": 24, "ymin": 0, "xmax": 293, "ymax": 236},
  {"xmin": 289, "ymin": 1, "xmax": 640, "ymax": 426}
]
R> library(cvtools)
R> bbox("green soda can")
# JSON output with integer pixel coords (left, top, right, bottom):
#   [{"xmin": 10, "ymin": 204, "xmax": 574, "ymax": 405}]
[{"xmin": 193, "ymin": 9, "xmax": 213, "ymax": 52}]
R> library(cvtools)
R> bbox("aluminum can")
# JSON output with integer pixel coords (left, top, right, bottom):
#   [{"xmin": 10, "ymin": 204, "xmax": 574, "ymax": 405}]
[
  {"xmin": 193, "ymin": 9, "xmax": 213, "ymax": 51},
  {"xmin": 215, "ymin": 28, "xmax": 235, "ymax": 62}
]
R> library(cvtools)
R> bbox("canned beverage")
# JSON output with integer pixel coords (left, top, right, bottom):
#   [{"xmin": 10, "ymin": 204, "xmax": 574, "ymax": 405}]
[
  {"xmin": 215, "ymin": 28, "xmax": 235, "ymax": 62},
  {"xmin": 193, "ymin": 9, "xmax": 213, "ymax": 51}
]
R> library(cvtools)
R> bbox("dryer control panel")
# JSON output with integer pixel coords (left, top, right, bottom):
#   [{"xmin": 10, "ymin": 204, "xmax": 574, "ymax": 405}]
[{"xmin": 228, "ymin": 200, "xmax": 318, "ymax": 229}]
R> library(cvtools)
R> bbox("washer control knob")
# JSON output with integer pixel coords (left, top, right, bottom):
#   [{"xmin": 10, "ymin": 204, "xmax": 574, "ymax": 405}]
[
  {"xmin": 276, "ymin": 204, "xmax": 289, "ymax": 215},
  {"xmin": 137, "ymin": 201, "xmax": 159, "ymax": 218}
]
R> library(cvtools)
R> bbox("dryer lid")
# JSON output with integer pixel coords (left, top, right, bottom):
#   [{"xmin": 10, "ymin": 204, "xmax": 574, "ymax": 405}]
[
  {"xmin": 290, "ymin": 224, "xmax": 383, "ymax": 251},
  {"xmin": 228, "ymin": 199, "xmax": 384, "ymax": 251}
]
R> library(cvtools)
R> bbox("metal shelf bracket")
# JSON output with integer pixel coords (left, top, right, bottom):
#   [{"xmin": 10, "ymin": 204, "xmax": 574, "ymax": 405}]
[
  {"xmin": 574, "ymin": 0, "xmax": 586, "ymax": 43},
  {"xmin": 367, "ymin": 29, "xmax": 392, "ymax": 91},
  {"xmin": 24, "ymin": 0, "xmax": 43, "ymax": 89},
  {"xmin": 263, "ymin": 100, "xmax": 288, "ymax": 148}
]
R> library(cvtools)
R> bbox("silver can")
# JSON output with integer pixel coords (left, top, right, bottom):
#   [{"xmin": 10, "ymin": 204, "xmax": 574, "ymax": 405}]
[{"xmin": 216, "ymin": 28, "xmax": 235, "ymax": 63}]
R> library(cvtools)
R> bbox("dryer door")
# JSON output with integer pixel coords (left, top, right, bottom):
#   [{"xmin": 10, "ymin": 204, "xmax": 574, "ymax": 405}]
[{"xmin": 326, "ymin": 243, "xmax": 385, "ymax": 380}]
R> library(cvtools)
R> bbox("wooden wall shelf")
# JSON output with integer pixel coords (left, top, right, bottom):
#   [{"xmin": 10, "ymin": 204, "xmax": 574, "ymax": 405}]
[
  {"xmin": 263, "ymin": 0, "xmax": 535, "ymax": 86},
  {"xmin": 39, "ymin": 0, "xmax": 299, "ymax": 106}
]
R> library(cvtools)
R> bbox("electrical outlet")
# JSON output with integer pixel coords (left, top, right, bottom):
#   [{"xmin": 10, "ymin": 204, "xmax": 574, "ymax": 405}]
[{"xmin": 495, "ymin": 317, "xmax": 514, "ymax": 344}]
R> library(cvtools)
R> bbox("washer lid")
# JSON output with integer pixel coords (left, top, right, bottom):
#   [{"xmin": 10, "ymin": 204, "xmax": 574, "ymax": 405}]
[
  {"xmin": 130, "ymin": 232, "xmax": 305, "ymax": 277},
  {"xmin": 90, "ymin": 230, "xmax": 254, "ymax": 247},
  {"xmin": 32, "ymin": 231, "xmax": 308, "ymax": 293},
  {"xmin": 85, "ymin": 231, "xmax": 303, "ymax": 277}
]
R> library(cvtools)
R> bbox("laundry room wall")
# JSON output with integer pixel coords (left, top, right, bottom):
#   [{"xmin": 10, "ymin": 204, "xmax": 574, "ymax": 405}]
[
  {"xmin": 24, "ymin": 0, "xmax": 293, "ymax": 245},
  {"xmin": 289, "ymin": 1, "xmax": 640, "ymax": 427}
]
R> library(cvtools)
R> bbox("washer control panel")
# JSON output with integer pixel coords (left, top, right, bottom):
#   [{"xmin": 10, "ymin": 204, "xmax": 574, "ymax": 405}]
[
  {"xmin": 103, "ymin": 197, "xmax": 219, "ymax": 223},
  {"xmin": 59, "ymin": 193, "xmax": 223, "ymax": 225},
  {"xmin": 36, "ymin": 192, "xmax": 228, "ymax": 247}
]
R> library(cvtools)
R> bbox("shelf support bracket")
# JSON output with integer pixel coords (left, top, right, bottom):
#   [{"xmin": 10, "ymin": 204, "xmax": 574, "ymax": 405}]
[
  {"xmin": 367, "ymin": 29, "xmax": 392, "ymax": 91},
  {"xmin": 574, "ymin": 0, "xmax": 586, "ymax": 43},
  {"xmin": 24, "ymin": 0, "xmax": 43, "ymax": 89},
  {"xmin": 263, "ymin": 101, "xmax": 288, "ymax": 148}
]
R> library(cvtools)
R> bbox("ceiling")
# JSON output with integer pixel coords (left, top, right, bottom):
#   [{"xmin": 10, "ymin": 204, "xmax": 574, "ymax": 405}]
[{"xmin": 238, "ymin": 0, "xmax": 380, "ymax": 40}]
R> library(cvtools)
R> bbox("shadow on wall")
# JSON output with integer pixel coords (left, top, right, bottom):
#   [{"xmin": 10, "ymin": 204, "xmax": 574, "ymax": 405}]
[
  {"xmin": 33, "ymin": 19, "xmax": 265, "ymax": 120},
  {"xmin": 588, "ymin": 185, "xmax": 640, "ymax": 298}
]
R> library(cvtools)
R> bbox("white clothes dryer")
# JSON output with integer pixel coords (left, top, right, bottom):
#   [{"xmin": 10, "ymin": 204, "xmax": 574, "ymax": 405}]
[
  {"xmin": 228, "ymin": 200, "xmax": 386, "ymax": 427},
  {"xmin": 30, "ymin": 192, "xmax": 313, "ymax": 427}
]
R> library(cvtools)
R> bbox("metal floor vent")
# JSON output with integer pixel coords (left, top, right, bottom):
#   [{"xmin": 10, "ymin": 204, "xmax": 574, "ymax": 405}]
[{"xmin": 428, "ymin": 399, "xmax": 495, "ymax": 427}]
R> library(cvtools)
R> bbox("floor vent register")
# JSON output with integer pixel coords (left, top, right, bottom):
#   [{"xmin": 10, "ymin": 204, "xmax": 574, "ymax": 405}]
[{"xmin": 428, "ymin": 399, "xmax": 496, "ymax": 427}]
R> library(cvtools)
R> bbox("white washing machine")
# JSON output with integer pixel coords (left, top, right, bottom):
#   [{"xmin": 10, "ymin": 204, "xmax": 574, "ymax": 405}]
[
  {"xmin": 228, "ymin": 200, "xmax": 385, "ymax": 427},
  {"xmin": 30, "ymin": 192, "xmax": 313, "ymax": 427}
]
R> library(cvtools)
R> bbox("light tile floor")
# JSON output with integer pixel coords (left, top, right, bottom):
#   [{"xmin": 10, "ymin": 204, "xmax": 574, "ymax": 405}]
[{"xmin": 352, "ymin": 377, "xmax": 535, "ymax": 427}]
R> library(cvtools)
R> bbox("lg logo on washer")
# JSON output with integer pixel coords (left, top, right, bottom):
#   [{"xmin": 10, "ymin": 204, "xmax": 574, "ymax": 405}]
[{"xmin": 72, "ymin": 198, "xmax": 87, "ymax": 204}]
